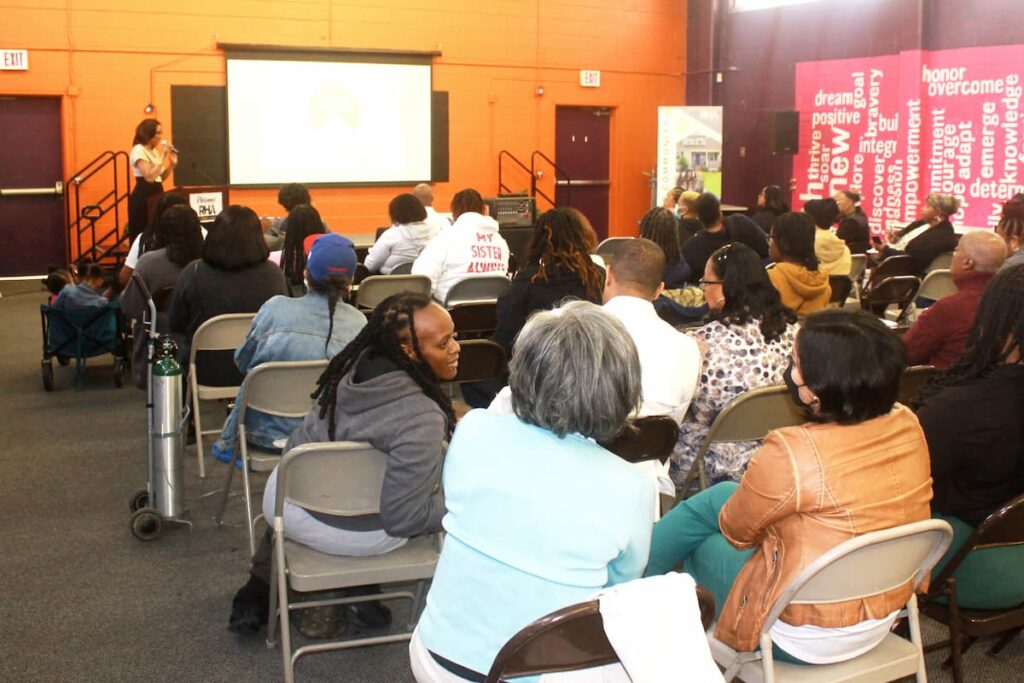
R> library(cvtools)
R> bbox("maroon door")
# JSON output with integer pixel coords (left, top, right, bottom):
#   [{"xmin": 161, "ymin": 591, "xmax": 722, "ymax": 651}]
[
  {"xmin": 0, "ymin": 97, "xmax": 65, "ymax": 277},
  {"xmin": 555, "ymin": 106, "xmax": 611, "ymax": 240}
]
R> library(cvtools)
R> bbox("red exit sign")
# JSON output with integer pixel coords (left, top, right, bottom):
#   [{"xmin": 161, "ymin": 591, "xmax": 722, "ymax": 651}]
[{"xmin": 1, "ymin": 50, "xmax": 29, "ymax": 71}]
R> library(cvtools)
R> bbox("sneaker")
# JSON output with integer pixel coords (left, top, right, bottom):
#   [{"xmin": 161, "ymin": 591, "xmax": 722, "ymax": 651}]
[
  {"xmin": 294, "ymin": 605, "xmax": 350, "ymax": 639},
  {"xmin": 228, "ymin": 576, "xmax": 270, "ymax": 635},
  {"xmin": 212, "ymin": 441, "xmax": 242, "ymax": 470}
]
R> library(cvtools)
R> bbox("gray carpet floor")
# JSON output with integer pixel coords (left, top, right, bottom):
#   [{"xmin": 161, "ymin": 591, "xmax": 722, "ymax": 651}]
[{"xmin": 1, "ymin": 285, "xmax": 1021, "ymax": 682}]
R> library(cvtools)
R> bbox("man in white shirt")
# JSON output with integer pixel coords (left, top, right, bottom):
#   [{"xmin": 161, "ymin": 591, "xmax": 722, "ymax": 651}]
[
  {"xmin": 603, "ymin": 238, "xmax": 702, "ymax": 424},
  {"xmin": 412, "ymin": 188, "xmax": 510, "ymax": 303},
  {"xmin": 413, "ymin": 182, "xmax": 453, "ymax": 234}
]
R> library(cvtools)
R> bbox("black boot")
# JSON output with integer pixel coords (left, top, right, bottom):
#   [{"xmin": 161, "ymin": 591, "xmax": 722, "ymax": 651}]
[{"xmin": 228, "ymin": 575, "xmax": 270, "ymax": 635}]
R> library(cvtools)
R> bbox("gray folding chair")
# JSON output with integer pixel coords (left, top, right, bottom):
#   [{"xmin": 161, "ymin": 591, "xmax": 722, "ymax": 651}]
[
  {"xmin": 444, "ymin": 274, "xmax": 511, "ymax": 306},
  {"xmin": 355, "ymin": 274, "xmax": 432, "ymax": 310},
  {"xmin": 678, "ymin": 385, "xmax": 805, "ymax": 496},
  {"xmin": 917, "ymin": 269, "xmax": 957, "ymax": 303},
  {"xmin": 268, "ymin": 441, "xmax": 441, "ymax": 683},
  {"xmin": 595, "ymin": 236, "xmax": 634, "ymax": 260},
  {"xmin": 212, "ymin": 359, "xmax": 327, "ymax": 557},
  {"xmin": 187, "ymin": 313, "xmax": 256, "ymax": 479},
  {"xmin": 926, "ymin": 250, "xmax": 955, "ymax": 274},
  {"xmin": 389, "ymin": 261, "xmax": 414, "ymax": 275},
  {"xmin": 708, "ymin": 519, "xmax": 953, "ymax": 683},
  {"xmin": 847, "ymin": 253, "xmax": 868, "ymax": 304}
]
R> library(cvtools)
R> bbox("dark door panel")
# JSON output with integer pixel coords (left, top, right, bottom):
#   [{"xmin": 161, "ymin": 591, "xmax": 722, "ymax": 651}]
[{"xmin": 555, "ymin": 107, "xmax": 611, "ymax": 240}]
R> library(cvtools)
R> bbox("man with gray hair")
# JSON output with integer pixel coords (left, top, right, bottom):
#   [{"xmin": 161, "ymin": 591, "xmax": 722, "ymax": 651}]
[
  {"xmin": 603, "ymin": 238, "xmax": 702, "ymax": 424},
  {"xmin": 903, "ymin": 230, "xmax": 1007, "ymax": 368},
  {"xmin": 413, "ymin": 182, "xmax": 452, "ymax": 233}
]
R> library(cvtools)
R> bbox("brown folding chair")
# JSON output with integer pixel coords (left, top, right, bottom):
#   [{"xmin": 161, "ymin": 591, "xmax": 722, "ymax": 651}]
[
  {"xmin": 450, "ymin": 339, "xmax": 507, "ymax": 384},
  {"xmin": 921, "ymin": 494, "xmax": 1024, "ymax": 683},
  {"xmin": 599, "ymin": 415, "xmax": 679, "ymax": 465},
  {"xmin": 899, "ymin": 365, "xmax": 936, "ymax": 406},
  {"xmin": 868, "ymin": 254, "xmax": 916, "ymax": 286},
  {"xmin": 484, "ymin": 587, "xmax": 716, "ymax": 683},
  {"xmin": 861, "ymin": 275, "xmax": 920, "ymax": 323},
  {"xmin": 449, "ymin": 301, "xmax": 498, "ymax": 339},
  {"xmin": 828, "ymin": 275, "xmax": 854, "ymax": 307}
]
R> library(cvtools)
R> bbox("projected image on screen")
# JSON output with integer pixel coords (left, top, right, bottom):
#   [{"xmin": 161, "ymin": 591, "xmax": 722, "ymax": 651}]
[{"xmin": 227, "ymin": 57, "xmax": 432, "ymax": 185}]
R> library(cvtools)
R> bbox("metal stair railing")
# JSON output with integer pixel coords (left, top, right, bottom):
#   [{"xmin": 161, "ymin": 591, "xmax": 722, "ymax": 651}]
[
  {"xmin": 530, "ymin": 150, "xmax": 571, "ymax": 210},
  {"xmin": 66, "ymin": 150, "xmax": 131, "ymax": 267}
]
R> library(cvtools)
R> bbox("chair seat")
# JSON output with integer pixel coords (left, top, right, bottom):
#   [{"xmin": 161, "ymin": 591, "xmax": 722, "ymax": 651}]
[
  {"xmin": 920, "ymin": 601, "xmax": 1024, "ymax": 635},
  {"xmin": 197, "ymin": 386, "xmax": 238, "ymax": 401},
  {"xmin": 247, "ymin": 446, "xmax": 282, "ymax": 473},
  {"xmin": 285, "ymin": 534, "xmax": 439, "ymax": 592},
  {"xmin": 709, "ymin": 632, "xmax": 921, "ymax": 683}
]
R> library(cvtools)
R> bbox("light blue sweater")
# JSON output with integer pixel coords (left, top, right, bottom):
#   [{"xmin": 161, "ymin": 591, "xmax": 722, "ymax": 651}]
[{"xmin": 417, "ymin": 410, "xmax": 655, "ymax": 676}]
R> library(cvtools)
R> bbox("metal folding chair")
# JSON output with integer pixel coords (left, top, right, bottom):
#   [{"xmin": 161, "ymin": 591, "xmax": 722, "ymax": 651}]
[
  {"xmin": 354, "ymin": 274, "xmax": 432, "ymax": 310},
  {"xmin": 444, "ymin": 274, "xmax": 511, "ymax": 307}
]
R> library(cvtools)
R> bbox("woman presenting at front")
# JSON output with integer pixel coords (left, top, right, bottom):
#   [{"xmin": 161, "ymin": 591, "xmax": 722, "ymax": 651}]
[{"xmin": 128, "ymin": 118, "xmax": 178, "ymax": 243}]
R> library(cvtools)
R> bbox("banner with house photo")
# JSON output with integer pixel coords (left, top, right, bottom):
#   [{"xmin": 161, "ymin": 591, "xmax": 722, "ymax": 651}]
[{"xmin": 657, "ymin": 106, "xmax": 723, "ymax": 205}]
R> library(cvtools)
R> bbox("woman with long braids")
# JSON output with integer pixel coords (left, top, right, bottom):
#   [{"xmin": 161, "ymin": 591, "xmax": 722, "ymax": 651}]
[
  {"xmin": 229, "ymin": 291, "xmax": 460, "ymax": 637},
  {"xmin": 273, "ymin": 203, "xmax": 327, "ymax": 296},
  {"xmin": 491, "ymin": 207, "xmax": 604, "ymax": 353},
  {"xmin": 638, "ymin": 206, "xmax": 690, "ymax": 288},
  {"xmin": 211, "ymin": 233, "xmax": 366, "ymax": 463},
  {"xmin": 914, "ymin": 265, "xmax": 1024, "ymax": 608}
]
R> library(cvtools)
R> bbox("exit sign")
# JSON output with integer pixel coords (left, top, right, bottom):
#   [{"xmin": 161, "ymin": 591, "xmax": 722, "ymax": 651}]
[
  {"xmin": 1, "ymin": 50, "xmax": 28, "ymax": 70},
  {"xmin": 580, "ymin": 70, "xmax": 601, "ymax": 88}
]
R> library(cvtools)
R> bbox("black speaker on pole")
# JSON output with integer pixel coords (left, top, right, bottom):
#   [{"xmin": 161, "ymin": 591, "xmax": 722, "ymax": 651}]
[{"xmin": 769, "ymin": 111, "xmax": 799, "ymax": 154}]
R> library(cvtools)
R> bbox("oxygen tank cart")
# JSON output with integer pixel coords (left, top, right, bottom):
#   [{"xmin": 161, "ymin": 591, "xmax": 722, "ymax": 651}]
[{"xmin": 128, "ymin": 274, "xmax": 192, "ymax": 541}]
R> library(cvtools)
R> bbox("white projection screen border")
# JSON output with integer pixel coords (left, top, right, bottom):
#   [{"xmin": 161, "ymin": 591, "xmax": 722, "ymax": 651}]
[{"xmin": 223, "ymin": 46, "xmax": 438, "ymax": 187}]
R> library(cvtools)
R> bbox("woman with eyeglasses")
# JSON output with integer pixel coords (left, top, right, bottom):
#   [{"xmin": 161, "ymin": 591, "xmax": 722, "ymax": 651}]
[
  {"xmin": 650, "ymin": 309, "xmax": 931, "ymax": 665},
  {"xmin": 672, "ymin": 242, "xmax": 797, "ymax": 487}
]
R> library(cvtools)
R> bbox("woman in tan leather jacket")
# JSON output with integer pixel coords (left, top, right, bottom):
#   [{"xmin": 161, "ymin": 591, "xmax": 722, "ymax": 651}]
[{"xmin": 647, "ymin": 309, "xmax": 932, "ymax": 664}]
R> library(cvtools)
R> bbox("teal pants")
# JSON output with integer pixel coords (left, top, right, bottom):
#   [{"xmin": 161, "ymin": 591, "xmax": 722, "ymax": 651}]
[{"xmin": 646, "ymin": 482, "xmax": 806, "ymax": 664}]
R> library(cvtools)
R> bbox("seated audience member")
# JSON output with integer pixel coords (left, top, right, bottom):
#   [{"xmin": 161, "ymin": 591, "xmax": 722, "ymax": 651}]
[
  {"xmin": 804, "ymin": 198, "xmax": 852, "ymax": 276},
  {"xmin": 681, "ymin": 193, "xmax": 769, "ymax": 284},
  {"xmin": 916, "ymin": 264, "xmax": 1024, "ymax": 538},
  {"xmin": 662, "ymin": 186, "xmax": 683, "ymax": 210},
  {"xmin": 604, "ymin": 238, "xmax": 701, "ymax": 423},
  {"xmin": 902, "ymin": 231, "xmax": 1006, "ymax": 369},
  {"xmin": 492, "ymin": 207, "xmax": 604, "ymax": 353},
  {"xmin": 273, "ymin": 204, "xmax": 326, "ymax": 296},
  {"xmin": 121, "ymin": 205, "xmax": 204, "ymax": 388},
  {"xmin": 410, "ymin": 301, "xmax": 654, "ymax": 681},
  {"xmin": 365, "ymin": 193, "xmax": 441, "ymax": 275},
  {"xmin": 768, "ymin": 212, "xmax": 831, "ymax": 316},
  {"xmin": 229, "ymin": 293, "xmax": 460, "ymax": 636},
  {"xmin": 43, "ymin": 266, "xmax": 74, "ymax": 305},
  {"xmin": 211, "ymin": 234, "xmax": 367, "ymax": 464},
  {"xmin": 54, "ymin": 263, "xmax": 112, "ymax": 310},
  {"xmin": 169, "ymin": 205, "xmax": 288, "ymax": 379},
  {"xmin": 996, "ymin": 196, "xmax": 1024, "ymax": 271},
  {"xmin": 674, "ymin": 243, "xmax": 797, "ymax": 486},
  {"xmin": 262, "ymin": 183, "xmax": 317, "ymax": 251},
  {"xmin": 118, "ymin": 192, "xmax": 189, "ymax": 289},
  {"xmin": 649, "ymin": 309, "xmax": 931, "ymax": 665},
  {"xmin": 833, "ymin": 189, "xmax": 871, "ymax": 254},
  {"xmin": 639, "ymin": 207, "xmax": 691, "ymax": 288},
  {"xmin": 676, "ymin": 189, "xmax": 703, "ymax": 244},
  {"xmin": 412, "ymin": 188, "xmax": 510, "ymax": 303},
  {"xmin": 751, "ymin": 184, "xmax": 790, "ymax": 234},
  {"xmin": 875, "ymin": 193, "xmax": 961, "ymax": 275},
  {"xmin": 413, "ymin": 182, "xmax": 453, "ymax": 233}
]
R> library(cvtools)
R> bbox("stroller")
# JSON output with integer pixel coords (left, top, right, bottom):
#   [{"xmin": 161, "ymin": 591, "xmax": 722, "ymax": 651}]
[{"xmin": 40, "ymin": 300, "xmax": 127, "ymax": 390}]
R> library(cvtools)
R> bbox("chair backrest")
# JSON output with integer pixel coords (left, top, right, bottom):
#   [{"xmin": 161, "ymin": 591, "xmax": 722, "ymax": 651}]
[
  {"xmin": 236, "ymin": 360, "xmax": 328, "ymax": 425},
  {"xmin": 917, "ymin": 268, "xmax": 957, "ymax": 302},
  {"xmin": 931, "ymin": 493, "xmax": 1024, "ymax": 587},
  {"xmin": 275, "ymin": 441, "xmax": 387, "ymax": 518},
  {"xmin": 599, "ymin": 415, "xmax": 679, "ymax": 465},
  {"xmin": 861, "ymin": 275, "xmax": 920, "ymax": 314},
  {"xmin": 449, "ymin": 301, "xmax": 498, "ymax": 338},
  {"xmin": 444, "ymin": 274, "xmax": 511, "ymax": 306},
  {"xmin": 848, "ymin": 253, "xmax": 868, "ymax": 283},
  {"xmin": 763, "ymin": 519, "xmax": 953, "ymax": 635},
  {"xmin": 898, "ymin": 365, "xmax": 936, "ymax": 406},
  {"xmin": 451, "ymin": 339, "xmax": 507, "ymax": 383},
  {"xmin": 390, "ymin": 261, "xmax": 414, "ymax": 275},
  {"xmin": 828, "ymin": 275, "xmax": 853, "ymax": 306},
  {"xmin": 189, "ymin": 313, "xmax": 256, "ymax": 362},
  {"xmin": 485, "ymin": 587, "xmax": 716, "ymax": 682},
  {"xmin": 697, "ymin": 385, "xmax": 805, "ymax": 459},
  {"xmin": 153, "ymin": 286, "xmax": 175, "ymax": 312},
  {"xmin": 926, "ymin": 250, "xmax": 955, "ymax": 273},
  {"xmin": 355, "ymin": 274, "xmax": 432, "ymax": 310},
  {"xmin": 353, "ymin": 263, "xmax": 370, "ymax": 285},
  {"xmin": 868, "ymin": 255, "xmax": 916, "ymax": 288},
  {"xmin": 595, "ymin": 236, "xmax": 633, "ymax": 259},
  {"xmin": 374, "ymin": 225, "xmax": 388, "ymax": 241}
]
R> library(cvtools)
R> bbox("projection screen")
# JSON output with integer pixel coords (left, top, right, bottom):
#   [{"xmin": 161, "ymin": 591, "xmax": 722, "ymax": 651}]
[{"xmin": 226, "ymin": 52, "xmax": 432, "ymax": 186}]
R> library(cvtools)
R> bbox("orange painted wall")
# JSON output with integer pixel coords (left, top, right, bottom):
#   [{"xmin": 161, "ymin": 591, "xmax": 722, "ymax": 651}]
[{"xmin": 1, "ymin": 0, "xmax": 686, "ymax": 254}]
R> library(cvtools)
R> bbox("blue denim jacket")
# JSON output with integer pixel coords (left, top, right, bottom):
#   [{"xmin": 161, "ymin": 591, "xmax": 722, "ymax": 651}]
[{"xmin": 215, "ymin": 292, "xmax": 366, "ymax": 453}]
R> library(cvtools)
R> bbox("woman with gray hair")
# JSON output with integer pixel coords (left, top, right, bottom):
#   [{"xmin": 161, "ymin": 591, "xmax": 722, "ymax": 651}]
[
  {"xmin": 874, "ymin": 192, "xmax": 961, "ymax": 275},
  {"xmin": 409, "ymin": 301, "xmax": 655, "ymax": 682}
]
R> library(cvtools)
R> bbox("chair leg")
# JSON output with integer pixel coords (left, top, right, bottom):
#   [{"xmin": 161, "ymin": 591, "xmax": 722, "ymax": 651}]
[
  {"xmin": 191, "ymin": 376, "xmax": 206, "ymax": 479},
  {"xmin": 945, "ymin": 579, "xmax": 965, "ymax": 683},
  {"xmin": 989, "ymin": 627, "xmax": 1022, "ymax": 655},
  {"xmin": 239, "ymin": 435, "xmax": 257, "ymax": 558},
  {"xmin": 274, "ymin": 520, "xmax": 295, "ymax": 683},
  {"xmin": 407, "ymin": 580, "xmax": 427, "ymax": 631},
  {"xmin": 266, "ymin": 551, "xmax": 279, "ymax": 648},
  {"xmin": 212, "ymin": 444, "xmax": 238, "ymax": 527},
  {"xmin": 905, "ymin": 593, "xmax": 927, "ymax": 683}
]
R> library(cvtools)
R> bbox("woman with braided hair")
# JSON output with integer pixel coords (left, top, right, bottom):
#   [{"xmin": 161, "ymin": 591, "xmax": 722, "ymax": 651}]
[
  {"xmin": 491, "ymin": 207, "xmax": 605, "ymax": 353},
  {"xmin": 273, "ymin": 203, "xmax": 326, "ymax": 296},
  {"xmin": 638, "ymin": 206, "xmax": 691, "ymax": 288},
  {"xmin": 229, "ymin": 291, "xmax": 460, "ymax": 636}
]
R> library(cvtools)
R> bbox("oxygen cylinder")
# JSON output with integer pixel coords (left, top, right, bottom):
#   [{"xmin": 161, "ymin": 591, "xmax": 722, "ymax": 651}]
[{"xmin": 151, "ymin": 336, "xmax": 185, "ymax": 518}]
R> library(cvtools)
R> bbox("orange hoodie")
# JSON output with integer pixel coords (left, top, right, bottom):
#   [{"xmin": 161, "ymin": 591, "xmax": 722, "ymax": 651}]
[{"xmin": 768, "ymin": 262, "xmax": 831, "ymax": 316}]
